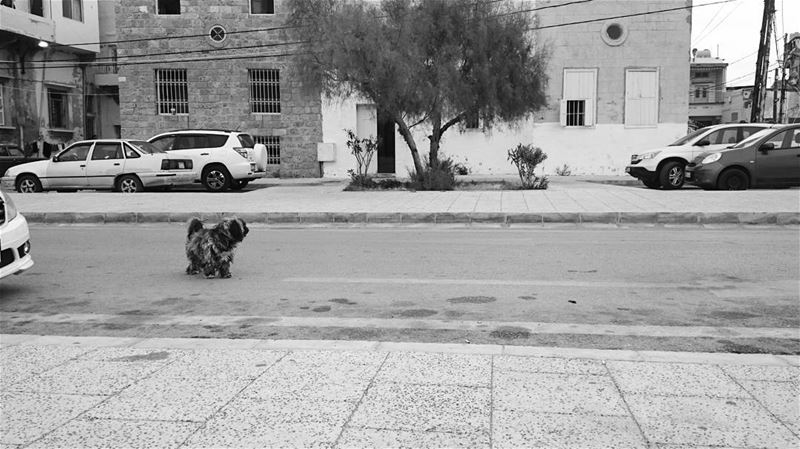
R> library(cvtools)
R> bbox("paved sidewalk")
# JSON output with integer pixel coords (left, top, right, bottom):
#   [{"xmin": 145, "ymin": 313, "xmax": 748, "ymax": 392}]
[
  {"xmin": 1, "ymin": 334, "xmax": 798, "ymax": 448},
  {"xmin": 6, "ymin": 176, "xmax": 800, "ymax": 225}
]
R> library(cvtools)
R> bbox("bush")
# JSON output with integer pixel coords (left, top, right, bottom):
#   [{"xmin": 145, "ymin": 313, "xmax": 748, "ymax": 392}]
[
  {"xmin": 555, "ymin": 163, "xmax": 572, "ymax": 176},
  {"xmin": 507, "ymin": 143, "xmax": 549, "ymax": 189},
  {"xmin": 409, "ymin": 156, "xmax": 457, "ymax": 191},
  {"xmin": 343, "ymin": 129, "xmax": 379, "ymax": 188},
  {"xmin": 454, "ymin": 161, "xmax": 471, "ymax": 175}
]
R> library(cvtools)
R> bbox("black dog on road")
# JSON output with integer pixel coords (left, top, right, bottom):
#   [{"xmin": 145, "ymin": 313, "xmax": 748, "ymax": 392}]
[{"xmin": 185, "ymin": 217, "xmax": 249, "ymax": 278}]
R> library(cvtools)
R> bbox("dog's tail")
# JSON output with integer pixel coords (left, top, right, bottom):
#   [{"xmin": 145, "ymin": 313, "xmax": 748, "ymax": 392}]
[{"xmin": 187, "ymin": 218, "xmax": 204, "ymax": 239}]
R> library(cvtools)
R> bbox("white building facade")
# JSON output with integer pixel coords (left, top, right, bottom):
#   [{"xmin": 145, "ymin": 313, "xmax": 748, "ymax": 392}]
[{"xmin": 319, "ymin": 0, "xmax": 691, "ymax": 177}]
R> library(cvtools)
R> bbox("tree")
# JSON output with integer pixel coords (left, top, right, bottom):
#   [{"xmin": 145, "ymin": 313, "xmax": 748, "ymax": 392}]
[{"xmin": 288, "ymin": 0, "xmax": 549, "ymax": 176}]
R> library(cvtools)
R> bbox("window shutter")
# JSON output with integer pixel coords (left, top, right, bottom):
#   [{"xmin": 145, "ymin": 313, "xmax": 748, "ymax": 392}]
[
  {"xmin": 559, "ymin": 99, "xmax": 567, "ymax": 126},
  {"xmin": 583, "ymin": 98, "xmax": 594, "ymax": 126}
]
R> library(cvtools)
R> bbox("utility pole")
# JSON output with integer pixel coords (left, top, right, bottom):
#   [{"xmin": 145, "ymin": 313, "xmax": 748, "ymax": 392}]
[
  {"xmin": 779, "ymin": 33, "xmax": 788, "ymax": 124},
  {"xmin": 751, "ymin": 0, "xmax": 774, "ymax": 123},
  {"xmin": 773, "ymin": 67, "xmax": 779, "ymax": 121}
]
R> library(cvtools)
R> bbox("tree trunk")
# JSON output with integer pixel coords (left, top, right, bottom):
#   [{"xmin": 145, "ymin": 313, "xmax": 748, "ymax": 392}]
[
  {"xmin": 393, "ymin": 115, "xmax": 424, "ymax": 175},
  {"xmin": 429, "ymin": 111, "xmax": 442, "ymax": 165}
]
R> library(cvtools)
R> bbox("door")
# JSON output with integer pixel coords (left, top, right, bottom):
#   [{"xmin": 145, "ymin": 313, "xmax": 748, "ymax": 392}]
[
  {"xmin": 86, "ymin": 142, "xmax": 125, "ymax": 188},
  {"xmin": 46, "ymin": 142, "xmax": 92, "ymax": 188},
  {"xmin": 356, "ymin": 104, "xmax": 377, "ymax": 173},
  {"xmin": 625, "ymin": 69, "xmax": 658, "ymax": 127},
  {"xmin": 755, "ymin": 128, "xmax": 800, "ymax": 185},
  {"xmin": 377, "ymin": 110, "xmax": 395, "ymax": 174}
]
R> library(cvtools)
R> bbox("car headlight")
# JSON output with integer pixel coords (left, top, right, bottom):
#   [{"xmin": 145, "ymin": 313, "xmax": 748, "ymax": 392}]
[
  {"xmin": 701, "ymin": 152, "xmax": 722, "ymax": 164},
  {"xmin": 639, "ymin": 151, "xmax": 661, "ymax": 160}
]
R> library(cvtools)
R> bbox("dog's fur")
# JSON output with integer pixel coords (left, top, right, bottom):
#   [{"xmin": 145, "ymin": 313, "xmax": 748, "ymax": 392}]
[{"xmin": 185, "ymin": 217, "xmax": 249, "ymax": 278}]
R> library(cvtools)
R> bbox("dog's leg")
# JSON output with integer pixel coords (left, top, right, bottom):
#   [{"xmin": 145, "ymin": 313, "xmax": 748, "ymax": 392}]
[
  {"xmin": 203, "ymin": 265, "xmax": 217, "ymax": 278},
  {"xmin": 218, "ymin": 262, "xmax": 232, "ymax": 279}
]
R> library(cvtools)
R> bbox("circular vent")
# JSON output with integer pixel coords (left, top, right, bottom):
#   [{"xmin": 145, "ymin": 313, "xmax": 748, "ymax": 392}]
[
  {"xmin": 601, "ymin": 22, "xmax": 627, "ymax": 46},
  {"xmin": 209, "ymin": 25, "xmax": 227, "ymax": 43}
]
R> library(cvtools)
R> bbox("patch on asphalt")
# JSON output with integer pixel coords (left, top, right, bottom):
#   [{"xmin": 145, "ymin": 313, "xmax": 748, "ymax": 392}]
[
  {"xmin": 111, "ymin": 351, "xmax": 170, "ymax": 362},
  {"xmin": 444, "ymin": 310, "xmax": 465, "ymax": 318},
  {"xmin": 329, "ymin": 298, "xmax": 357, "ymax": 305},
  {"xmin": 490, "ymin": 326, "xmax": 531, "ymax": 340},
  {"xmin": 397, "ymin": 309, "xmax": 438, "ymax": 318},
  {"xmin": 99, "ymin": 323, "xmax": 135, "ymax": 331},
  {"xmin": 390, "ymin": 300, "xmax": 416, "ymax": 307},
  {"xmin": 567, "ymin": 269, "xmax": 597, "ymax": 273},
  {"xmin": 519, "ymin": 295, "xmax": 537, "ymax": 301},
  {"xmin": 152, "ymin": 297, "xmax": 185, "ymax": 306},
  {"xmin": 312, "ymin": 306, "xmax": 332, "ymax": 312},
  {"xmin": 447, "ymin": 296, "xmax": 497, "ymax": 304},
  {"xmin": 711, "ymin": 311, "xmax": 761, "ymax": 320}
]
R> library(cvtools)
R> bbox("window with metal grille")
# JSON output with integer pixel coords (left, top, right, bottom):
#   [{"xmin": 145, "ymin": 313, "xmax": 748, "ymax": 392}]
[
  {"xmin": 253, "ymin": 135, "xmax": 280, "ymax": 165},
  {"xmin": 62, "ymin": 0, "xmax": 83, "ymax": 21},
  {"xmin": 251, "ymin": 0, "xmax": 274, "ymax": 14},
  {"xmin": 565, "ymin": 100, "xmax": 585, "ymax": 127},
  {"xmin": 155, "ymin": 69, "xmax": 188, "ymax": 115},
  {"xmin": 0, "ymin": 83, "xmax": 5, "ymax": 126},
  {"xmin": 157, "ymin": 0, "xmax": 180, "ymax": 15},
  {"xmin": 48, "ymin": 88, "xmax": 69, "ymax": 129},
  {"xmin": 249, "ymin": 69, "xmax": 280, "ymax": 114}
]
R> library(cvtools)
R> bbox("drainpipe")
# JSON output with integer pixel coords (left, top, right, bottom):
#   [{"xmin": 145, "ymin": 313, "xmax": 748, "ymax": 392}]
[{"xmin": 81, "ymin": 63, "xmax": 87, "ymax": 139}]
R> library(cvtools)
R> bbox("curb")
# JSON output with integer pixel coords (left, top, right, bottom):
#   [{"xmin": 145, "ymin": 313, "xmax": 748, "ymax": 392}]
[{"xmin": 23, "ymin": 211, "xmax": 800, "ymax": 226}]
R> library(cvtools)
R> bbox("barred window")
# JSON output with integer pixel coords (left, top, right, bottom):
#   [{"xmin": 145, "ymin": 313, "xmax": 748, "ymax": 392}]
[
  {"xmin": 157, "ymin": 0, "xmax": 180, "ymax": 15},
  {"xmin": 565, "ymin": 100, "xmax": 585, "ymax": 127},
  {"xmin": 62, "ymin": 0, "xmax": 83, "ymax": 21},
  {"xmin": 155, "ymin": 69, "xmax": 188, "ymax": 115},
  {"xmin": 0, "ymin": 83, "xmax": 5, "ymax": 126},
  {"xmin": 251, "ymin": 0, "xmax": 275, "ymax": 14},
  {"xmin": 48, "ymin": 88, "xmax": 69, "ymax": 129},
  {"xmin": 254, "ymin": 135, "xmax": 280, "ymax": 165},
  {"xmin": 249, "ymin": 69, "xmax": 280, "ymax": 114}
]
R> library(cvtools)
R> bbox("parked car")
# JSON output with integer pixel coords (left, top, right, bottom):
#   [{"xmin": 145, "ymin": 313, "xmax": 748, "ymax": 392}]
[
  {"xmin": 0, "ymin": 139, "xmax": 195, "ymax": 193},
  {"xmin": 625, "ymin": 123, "xmax": 773, "ymax": 189},
  {"xmin": 0, "ymin": 143, "xmax": 45, "ymax": 177},
  {"xmin": 685, "ymin": 123, "xmax": 800, "ymax": 190},
  {"xmin": 147, "ymin": 130, "xmax": 268, "ymax": 192},
  {"xmin": 0, "ymin": 188, "xmax": 33, "ymax": 280}
]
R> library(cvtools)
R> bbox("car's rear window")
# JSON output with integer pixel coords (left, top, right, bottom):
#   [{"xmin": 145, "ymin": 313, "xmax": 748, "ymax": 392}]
[
  {"xmin": 174, "ymin": 134, "xmax": 228, "ymax": 149},
  {"xmin": 237, "ymin": 134, "xmax": 255, "ymax": 148}
]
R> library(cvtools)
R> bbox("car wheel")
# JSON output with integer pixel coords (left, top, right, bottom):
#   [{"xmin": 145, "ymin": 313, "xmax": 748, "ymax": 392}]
[
  {"xmin": 717, "ymin": 168, "xmax": 749, "ymax": 190},
  {"xmin": 202, "ymin": 165, "xmax": 231, "ymax": 192},
  {"xmin": 642, "ymin": 178, "xmax": 661, "ymax": 189},
  {"xmin": 230, "ymin": 179, "xmax": 249, "ymax": 190},
  {"xmin": 16, "ymin": 174, "xmax": 43, "ymax": 193},
  {"xmin": 117, "ymin": 175, "xmax": 144, "ymax": 193},
  {"xmin": 658, "ymin": 161, "xmax": 685, "ymax": 190}
]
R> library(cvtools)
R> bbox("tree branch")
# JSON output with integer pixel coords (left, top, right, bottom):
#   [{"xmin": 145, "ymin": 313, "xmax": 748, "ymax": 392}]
[{"xmin": 440, "ymin": 112, "xmax": 466, "ymax": 135}]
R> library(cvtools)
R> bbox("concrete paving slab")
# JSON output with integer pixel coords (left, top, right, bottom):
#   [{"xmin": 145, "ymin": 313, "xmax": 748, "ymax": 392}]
[
  {"xmin": 25, "ymin": 418, "xmax": 201, "ymax": 449},
  {"xmin": 83, "ymin": 377, "xmax": 250, "ymax": 422},
  {"xmin": 0, "ymin": 391, "xmax": 106, "ymax": 445},
  {"xmin": 183, "ymin": 421, "xmax": 340, "ymax": 449},
  {"xmin": 625, "ymin": 394, "xmax": 800, "ymax": 448},
  {"xmin": 493, "ymin": 370, "xmax": 628, "ymax": 416},
  {"xmin": 721, "ymin": 365, "xmax": 800, "ymax": 382},
  {"xmin": 7, "ymin": 359, "xmax": 166, "ymax": 395},
  {"xmin": 375, "ymin": 352, "xmax": 491, "ymax": 387},
  {"xmin": 152, "ymin": 348, "xmax": 285, "ymax": 381},
  {"xmin": 337, "ymin": 427, "xmax": 488, "ymax": 448},
  {"xmin": 737, "ymin": 380, "xmax": 800, "ymax": 435},
  {"xmin": 492, "ymin": 410, "xmax": 646, "ymax": 449},
  {"xmin": 213, "ymin": 396, "xmax": 355, "ymax": 425},
  {"xmin": 0, "ymin": 344, "xmax": 96, "ymax": 388},
  {"xmin": 493, "ymin": 355, "xmax": 607, "ymax": 375},
  {"xmin": 348, "ymin": 383, "xmax": 490, "ymax": 436},
  {"xmin": 131, "ymin": 337, "xmax": 263, "ymax": 350},
  {"xmin": 607, "ymin": 361, "xmax": 749, "ymax": 398}
]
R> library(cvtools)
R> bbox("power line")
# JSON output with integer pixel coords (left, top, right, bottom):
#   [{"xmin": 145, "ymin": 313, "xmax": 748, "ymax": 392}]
[
  {"xmin": 692, "ymin": 0, "xmax": 734, "ymax": 43},
  {"xmin": 693, "ymin": 0, "xmax": 744, "ymax": 45}
]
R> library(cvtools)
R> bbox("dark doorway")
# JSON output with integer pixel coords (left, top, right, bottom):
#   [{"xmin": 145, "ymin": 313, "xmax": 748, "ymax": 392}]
[{"xmin": 377, "ymin": 110, "xmax": 395, "ymax": 173}]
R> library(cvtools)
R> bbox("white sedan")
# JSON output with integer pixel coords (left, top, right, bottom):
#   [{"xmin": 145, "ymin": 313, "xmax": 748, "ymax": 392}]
[
  {"xmin": 0, "ymin": 188, "xmax": 33, "ymax": 280},
  {"xmin": 0, "ymin": 139, "xmax": 196, "ymax": 193}
]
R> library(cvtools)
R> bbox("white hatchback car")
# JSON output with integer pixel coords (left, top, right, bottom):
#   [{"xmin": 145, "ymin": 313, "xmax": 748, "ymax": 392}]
[
  {"xmin": 147, "ymin": 130, "xmax": 268, "ymax": 192},
  {"xmin": 1, "ymin": 139, "xmax": 196, "ymax": 193},
  {"xmin": 625, "ymin": 123, "xmax": 772, "ymax": 189},
  {"xmin": 0, "ymin": 188, "xmax": 33, "ymax": 280}
]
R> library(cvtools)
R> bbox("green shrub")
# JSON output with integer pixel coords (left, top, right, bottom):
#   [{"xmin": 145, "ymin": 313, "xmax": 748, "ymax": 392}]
[
  {"xmin": 344, "ymin": 129, "xmax": 378, "ymax": 188},
  {"xmin": 507, "ymin": 143, "xmax": 549, "ymax": 189},
  {"xmin": 409, "ymin": 156, "xmax": 457, "ymax": 191},
  {"xmin": 555, "ymin": 163, "xmax": 572, "ymax": 176}
]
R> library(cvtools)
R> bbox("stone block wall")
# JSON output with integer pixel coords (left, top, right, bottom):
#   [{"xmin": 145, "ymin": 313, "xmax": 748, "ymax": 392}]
[{"xmin": 116, "ymin": 0, "xmax": 322, "ymax": 177}]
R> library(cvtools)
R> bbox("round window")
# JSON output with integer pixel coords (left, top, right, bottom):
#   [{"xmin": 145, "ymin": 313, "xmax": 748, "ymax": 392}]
[
  {"xmin": 209, "ymin": 25, "xmax": 226, "ymax": 43},
  {"xmin": 601, "ymin": 22, "xmax": 627, "ymax": 46}
]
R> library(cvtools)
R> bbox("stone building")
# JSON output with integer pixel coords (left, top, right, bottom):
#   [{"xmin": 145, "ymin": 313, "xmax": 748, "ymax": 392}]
[
  {"xmin": 688, "ymin": 48, "xmax": 727, "ymax": 128},
  {"xmin": 115, "ymin": 0, "xmax": 322, "ymax": 177},
  {"xmin": 0, "ymin": 0, "xmax": 99, "ymax": 154}
]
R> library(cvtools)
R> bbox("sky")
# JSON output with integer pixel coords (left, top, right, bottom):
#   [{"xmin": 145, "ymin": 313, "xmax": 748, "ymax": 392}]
[{"xmin": 691, "ymin": 0, "xmax": 799, "ymax": 87}]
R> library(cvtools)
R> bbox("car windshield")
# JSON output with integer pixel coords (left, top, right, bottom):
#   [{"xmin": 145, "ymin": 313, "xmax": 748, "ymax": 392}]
[
  {"xmin": 729, "ymin": 128, "xmax": 774, "ymax": 149},
  {"xmin": 130, "ymin": 140, "xmax": 165, "ymax": 154},
  {"xmin": 669, "ymin": 127, "xmax": 710, "ymax": 146},
  {"xmin": 237, "ymin": 134, "xmax": 256, "ymax": 148}
]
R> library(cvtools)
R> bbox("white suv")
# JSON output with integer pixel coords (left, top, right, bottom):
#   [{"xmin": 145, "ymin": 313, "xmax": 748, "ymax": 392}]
[
  {"xmin": 148, "ymin": 130, "xmax": 268, "ymax": 192},
  {"xmin": 625, "ymin": 123, "xmax": 771, "ymax": 189}
]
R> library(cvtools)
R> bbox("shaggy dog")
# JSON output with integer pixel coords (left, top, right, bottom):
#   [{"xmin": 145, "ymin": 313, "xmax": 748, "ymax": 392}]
[{"xmin": 185, "ymin": 217, "xmax": 249, "ymax": 278}]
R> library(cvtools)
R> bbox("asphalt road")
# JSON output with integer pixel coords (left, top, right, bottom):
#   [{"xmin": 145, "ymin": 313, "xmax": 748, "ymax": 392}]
[{"xmin": 1, "ymin": 225, "xmax": 798, "ymax": 353}]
